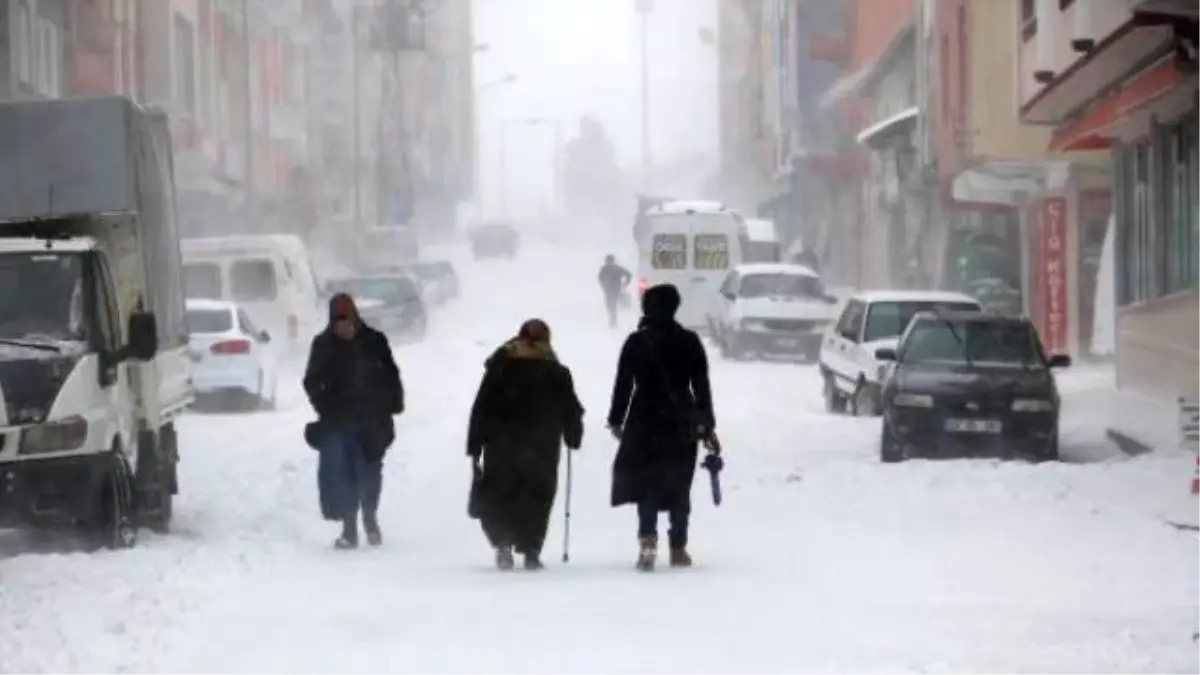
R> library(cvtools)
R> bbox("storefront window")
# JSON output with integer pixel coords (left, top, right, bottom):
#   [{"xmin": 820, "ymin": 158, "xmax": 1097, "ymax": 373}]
[{"xmin": 946, "ymin": 208, "xmax": 1023, "ymax": 316}]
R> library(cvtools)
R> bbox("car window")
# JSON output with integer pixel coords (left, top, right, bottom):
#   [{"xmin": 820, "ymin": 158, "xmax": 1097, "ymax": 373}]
[
  {"xmin": 901, "ymin": 319, "xmax": 1046, "ymax": 365},
  {"xmin": 739, "ymin": 273, "xmax": 823, "ymax": 299},
  {"xmin": 183, "ymin": 263, "xmax": 222, "ymax": 299},
  {"xmin": 693, "ymin": 234, "xmax": 730, "ymax": 270},
  {"xmin": 862, "ymin": 301, "xmax": 981, "ymax": 343},
  {"xmin": 651, "ymin": 234, "xmax": 687, "ymax": 269},
  {"xmin": 836, "ymin": 300, "xmax": 865, "ymax": 342},
  {"xmin": 186, "ymin": 308, "xmax": 233, "ymax": 334},
  {"xmin": 230, "ymin": 259, "xmax": 278, "ymax": 302}
]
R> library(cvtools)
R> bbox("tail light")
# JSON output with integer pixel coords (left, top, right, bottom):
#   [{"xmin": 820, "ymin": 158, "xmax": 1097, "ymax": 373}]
[
  {"xmin": 636, "ymin": 277, "xmax": 650, "ymax": 295},
  {"xmin": 287, "ymin": 314, "xmax": 299, "ymax": 340},
  {"xmin": 211, "ymin": 339, "xmax": 251, "ymax": 355}
]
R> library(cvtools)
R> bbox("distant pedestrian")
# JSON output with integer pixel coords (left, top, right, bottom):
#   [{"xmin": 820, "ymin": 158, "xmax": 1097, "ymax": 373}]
[
  {"xmin": 303, "ymin": 293, "xmax": 405, "ymax": 549},
  {"xmin": 467, "ymin": 319, "xmax": 584, "ymax": 570},
  {"xmin": 597, "ymin": 254, "xmax": 632, "ymax": 328},
  {"xmin": 606, "ymin": 283, "xmax": 720, "ymax": 571}
]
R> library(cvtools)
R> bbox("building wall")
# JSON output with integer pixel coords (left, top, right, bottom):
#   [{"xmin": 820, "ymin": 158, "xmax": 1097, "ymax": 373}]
[
  {"xmin": 932, "ymin": 0, "xmax": 968, "ymax": 184},
  {"xmin": 850, "ymin": 0, "xmax": 916, "ymax": 69}
]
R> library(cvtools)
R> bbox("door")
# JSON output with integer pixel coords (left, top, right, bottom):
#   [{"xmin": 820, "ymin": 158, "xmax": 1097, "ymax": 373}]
[
  {"xmin": 682, "ymin": 232, "xmax": 733, "ymax": 329},
  {"xmin": 826, "ymin": 299, "xmax": 866, "ymax": 393}
]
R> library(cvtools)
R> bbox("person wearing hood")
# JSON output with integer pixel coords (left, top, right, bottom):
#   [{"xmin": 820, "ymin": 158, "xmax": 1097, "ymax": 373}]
[
  {"xmin": 597, "ymin": 254, "xmax": 633, "ymax": 328},
  {"xmin": 606, "ymin": 283, "xmax": 718, "ymax": 571},
  {"xmin": 466, "ymin": 319, "xmax": 584, "ymax": 570},
  {"xmin": 303, "ymin": 293, "xmax": 405, "ymax": 549}
]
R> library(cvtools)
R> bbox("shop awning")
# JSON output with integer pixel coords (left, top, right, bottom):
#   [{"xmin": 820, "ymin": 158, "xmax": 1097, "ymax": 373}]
[
  {"xmin": 855, "ymin": 107, "xmax": 920, "ymax": 149},
  {"xmin": 1049, "ymin": 59, "xmax": 1184, "ymax": 151}
]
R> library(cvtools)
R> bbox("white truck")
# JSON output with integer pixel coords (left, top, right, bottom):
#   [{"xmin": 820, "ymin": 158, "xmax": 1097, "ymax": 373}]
[{"xmin": 0, "ymin": 96, "xmax": 192, "ymax": 548}]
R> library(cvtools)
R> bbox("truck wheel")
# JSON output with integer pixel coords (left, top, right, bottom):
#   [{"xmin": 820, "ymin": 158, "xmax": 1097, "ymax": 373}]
[{"xmin": 92, "ymin": 452, "xmax": 138, "ymax": 549}]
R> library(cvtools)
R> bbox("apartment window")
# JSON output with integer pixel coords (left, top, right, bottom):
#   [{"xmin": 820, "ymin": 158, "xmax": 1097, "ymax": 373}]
[
  {"xmin": 15, "ymin": 1, "xmax": 32, "ymax": 84},
  {"xmin": 1020, "ymin": 0, "xmax": 1036, "ymax": 41},
  {"xmin": 174, "ymin": 14, "xmax": 197, "ymax": 113},
  {"xmin": 37, "ymin": 18, "xmax": 61, "ymax": 97}
]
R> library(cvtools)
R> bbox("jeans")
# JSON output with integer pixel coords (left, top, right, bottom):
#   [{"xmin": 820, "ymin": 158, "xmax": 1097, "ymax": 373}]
[
  {"xmin": 637, "ymin": 494, "xmax": 690, "ymax": 549},
  {"xmin": 317, "ymin": 423, "xmax": 383, "ymax": 522}
]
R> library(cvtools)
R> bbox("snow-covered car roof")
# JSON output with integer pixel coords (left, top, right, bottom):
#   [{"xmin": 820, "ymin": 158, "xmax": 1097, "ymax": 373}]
[
  {"xmin": 735, "ymin": 262, "xmax": 819, "ymax": 278},
  {"xmin": 647, "ymin": 200, "xmax": 730, "ymax": 216},
  {"xmin": 852, "ymin": 289, "xmax": 980, "ymax": 305},
  {"xmin": 185, "ymin": 298, "xmax": 237, "ymax": 312}
]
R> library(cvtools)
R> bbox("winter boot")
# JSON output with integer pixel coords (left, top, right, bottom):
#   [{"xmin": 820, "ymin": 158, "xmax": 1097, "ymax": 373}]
[
  {"xmin": 669, "ymin": 547, "xmax": 693, "ymax": 568},
  {"xmin": 334, "ymin": 518, "xmax": 358, "ymax": 550},
  {"xmin": 495, "ymin": 546, "xmax": 515, "ymax": 571},
  {"xmin": 524, "ymin": 553, "xmax": 545, "ymax": 571},
  {"xmin": 636, "ymin": 535, "xmax": 657, "ymax": 571},
  {"xmin": 363, "ymin": 514, "xmax": 382, "ymax": 547}
]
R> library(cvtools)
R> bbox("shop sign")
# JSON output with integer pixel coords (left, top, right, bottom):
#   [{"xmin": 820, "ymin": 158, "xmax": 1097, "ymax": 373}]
[{"xmin": 1037, "ymin": 197, "xmax": 1069, "ymax": 354}]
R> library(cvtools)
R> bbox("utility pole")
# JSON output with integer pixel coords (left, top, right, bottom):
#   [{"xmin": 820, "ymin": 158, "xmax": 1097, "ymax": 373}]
[
  {"xmin": 242, "ymin": 0, "xmax": 255, "ymax": 207},
  {"xmin": 635, "ymin": 0, "xmax": 653, "ymax": 190}
]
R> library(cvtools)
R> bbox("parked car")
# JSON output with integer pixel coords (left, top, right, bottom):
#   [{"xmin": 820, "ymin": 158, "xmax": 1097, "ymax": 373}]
[
  {"xmin": 399, "ymin": 260, "xmax": 461, "ymax": 305},
  {"xmin": 875, "ymin": 310, "xmax": 1071, "ymax": 463},
  {"xmin": 818, "ymin": 290, "xmax": 983, "ymax": 417},
  {"xmin": 185, "ymin": 298, "xmax": 281, "ymax": 411},
  {"xmin": 706, "ymin": 263, "xmax": 838, "ymax": 361},
  {"xmin": 470, "ymin": 223, "xmax": 520, "ymax": 259},
  {"xmin": 322, "ymin": 273, "xmax": 429, "ymax": 342}
]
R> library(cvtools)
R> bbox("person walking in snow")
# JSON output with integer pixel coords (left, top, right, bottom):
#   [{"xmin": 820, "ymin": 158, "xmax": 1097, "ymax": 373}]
[
  {"xmin": 467, "ymin": 319, "xmax": 584, "ymax": 570},
  {"xmin": 597, "ymin": 254, "xmax": 632, "ymax": 328},
  {"xmin": 606, "ymin": 283, "xmax": 719, "ymax": 571},
  {"xmin": 303, "ymin": 293, "xmax": 405, "ymax": 549}
]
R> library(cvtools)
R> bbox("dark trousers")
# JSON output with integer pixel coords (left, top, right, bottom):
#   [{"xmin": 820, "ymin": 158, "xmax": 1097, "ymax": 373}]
[
  {"xmin": 317, "ymin": 423, "xmax": 383, "ymax": 522},
  {"xmin": 479, "ymin": 458, "xmax": 556, "ymax": 556},
  {"xmin": 604, "ymin": 292, "xmax": 619, "ymax": 327},
  {"xmin": 636, "ymin": 491, "xmax": 690, "ymax": 549}
]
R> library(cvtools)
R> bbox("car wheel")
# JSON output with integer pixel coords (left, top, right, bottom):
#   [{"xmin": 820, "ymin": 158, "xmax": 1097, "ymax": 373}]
[
  {"xmin": 852, "ymin": 380, "xmax": 881, "ymax": 417},
  {"xmin": 823, "ymin": 373, "xmax": 848, "ymax": 414},
  {"xmin": 880, "ymin": 422, "xmax": 904, "ymax": 463}
]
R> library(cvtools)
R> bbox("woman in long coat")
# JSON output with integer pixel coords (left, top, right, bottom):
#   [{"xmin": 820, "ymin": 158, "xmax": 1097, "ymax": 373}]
[
  {"xmin": 467, "ymin": 319, "xmax": 584, "ymax": 570},
  {"xmin": 606, "ymin": 284, "xmax": 716, "ymax": 570}
]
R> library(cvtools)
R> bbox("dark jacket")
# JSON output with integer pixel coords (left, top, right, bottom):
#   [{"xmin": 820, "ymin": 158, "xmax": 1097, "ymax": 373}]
[
  {"xmin": 598, "ymin": 262, "xmax": 632, "ymax": 295},
  {"xmin": 303, "ymin": 311, "xmax": 404, "ymax": 461},
  {"xmin": 606, "ymin": 315, "xmax": 714, "ymax": 508}
]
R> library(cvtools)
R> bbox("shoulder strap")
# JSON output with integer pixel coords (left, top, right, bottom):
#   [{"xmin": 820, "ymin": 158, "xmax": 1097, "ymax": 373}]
[{"xmin": 638, "ymin": 329, "xmax": 687, "ymax": 413}]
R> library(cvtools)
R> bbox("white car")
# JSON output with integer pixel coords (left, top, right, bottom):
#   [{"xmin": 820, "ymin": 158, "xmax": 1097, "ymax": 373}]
[
  {"xmin": 707, "ymin": 263, "xmax": 839, "ymax": 361},
  {"xmin": 185, "ymin": 298, "xmax": 282, "ymax": 411},
  {"xmin": 818, "ymin": 290, "xmax": 983, "ymax": 416}
]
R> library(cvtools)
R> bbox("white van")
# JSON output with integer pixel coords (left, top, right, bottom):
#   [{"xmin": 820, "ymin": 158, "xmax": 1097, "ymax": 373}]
[
  {"xmin": 738, "ymin": 218, "xmax": 782, "ymax": 263},
  {"xmin": 636, "ymin": 200, "xmax": 744, "ymax": 330},
  {"xmin": 181, "ymin": 235, "xmax": 324, "ymax": 355}
]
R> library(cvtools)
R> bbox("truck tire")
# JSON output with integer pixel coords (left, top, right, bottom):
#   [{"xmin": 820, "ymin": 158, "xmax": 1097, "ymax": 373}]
[{"xmin": 92, "ymin": 449, "xmax": 138, "ymax": 549}]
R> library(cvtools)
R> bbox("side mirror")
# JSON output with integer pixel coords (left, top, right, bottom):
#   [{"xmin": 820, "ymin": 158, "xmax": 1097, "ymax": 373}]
[
  {"xmin": 874, "ymin": 347, "xmax": 897, "ymax": 361},
  {"xmin": 127, "ymin": 311, "xmax": 159, "ymax": 362},
  {"xmin": 1047, "ymin": 353, "xmax": 1071, "ymax": 368},
  {"xmin": 259, "ymin": 330, "xmax": 272, "ymax": 343}
]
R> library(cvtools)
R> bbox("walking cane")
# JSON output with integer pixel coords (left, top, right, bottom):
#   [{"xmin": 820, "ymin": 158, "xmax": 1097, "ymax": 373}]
[{"xmin": 562, "ymin": 447, "xmax": 573, "ymax": 563}]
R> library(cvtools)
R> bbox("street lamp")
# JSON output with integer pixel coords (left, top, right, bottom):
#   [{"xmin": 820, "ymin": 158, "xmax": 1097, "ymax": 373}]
[{"xmin": 635, "ymin": 0, "xmax": 653, "ymax": 190}]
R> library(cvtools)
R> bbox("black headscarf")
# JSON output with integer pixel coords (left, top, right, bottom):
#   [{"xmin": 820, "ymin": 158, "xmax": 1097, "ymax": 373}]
[{"xmin": 638, "ymin": 283, "xmax": 681, "ymax": 329}]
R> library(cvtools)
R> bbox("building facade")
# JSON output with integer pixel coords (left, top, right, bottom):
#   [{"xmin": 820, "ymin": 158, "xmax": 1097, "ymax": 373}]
[{"xmin": 1016, "ymin": 0, "xmax": 1197, "ymax": 401}]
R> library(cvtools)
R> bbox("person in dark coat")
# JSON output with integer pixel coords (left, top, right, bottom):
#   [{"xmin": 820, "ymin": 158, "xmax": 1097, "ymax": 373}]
[
  {"xmin": 607, "ymin": 283, "xmax": 717, "ymax": 571},
  {"xmin": 467, "ymin": 319, "xmax": 584, "ymax": 570},
  {"xmin": 597, "ymin": 254, "xmax": 633, "ymax": 328},
  {"xmin": 303, "ymin": 293, "xmax": 405, "ymax": 549}
]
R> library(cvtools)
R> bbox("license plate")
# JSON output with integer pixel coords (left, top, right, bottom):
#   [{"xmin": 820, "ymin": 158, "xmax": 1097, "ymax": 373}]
[{"xmin": 945, "ymin": 418, "xmax": 1002, "ymax": 434}]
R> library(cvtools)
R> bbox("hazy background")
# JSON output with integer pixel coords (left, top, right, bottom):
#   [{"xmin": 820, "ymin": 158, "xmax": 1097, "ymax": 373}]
[{"xmin": 474, "ymin": 0, "xmax": 719, "ymax": 218}]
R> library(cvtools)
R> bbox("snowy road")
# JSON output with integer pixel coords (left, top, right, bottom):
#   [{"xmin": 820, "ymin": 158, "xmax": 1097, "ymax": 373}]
[{"xmin": 1, "ymin": 238, "xmax": 1196, "ymax": 673}]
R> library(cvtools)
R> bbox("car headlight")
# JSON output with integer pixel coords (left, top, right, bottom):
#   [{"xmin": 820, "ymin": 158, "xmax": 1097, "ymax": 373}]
[
  {"xmin": 892, "ymin": 393, "xmax": 934, "ymax": 408},
  {"xmin": 1012, "ymin": 398, "xmax": 1054, "ymax": 412},
  {"xmin": 19, "ymin": 415, "xmax": 89, "ymax": 455}
]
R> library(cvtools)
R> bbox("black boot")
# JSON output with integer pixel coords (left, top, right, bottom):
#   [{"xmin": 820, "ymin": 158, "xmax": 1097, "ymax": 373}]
[
  {"xmin": 363, "ymin": 513, "xmax": 382, "ymax": 547},
  {"xmin": 334, "ymin": 518, "xmax": 358, "ymax": 549},
  {"xmin": 495, "ymin": 546, "xmax": 515, "ymax": 571},
  {"xmin": 523, "ymin": 553, "xmax": 545, "ymax": 570}
]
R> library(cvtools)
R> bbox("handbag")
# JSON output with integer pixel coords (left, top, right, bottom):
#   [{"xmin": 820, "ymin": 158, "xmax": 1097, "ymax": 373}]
[
  {"xmin": 639, "ymin": 330, "xmax": 711, "ymax": 444},
  {"xmin": 467, "ymin": 464, "xmax": 488, "ymax": 519}
]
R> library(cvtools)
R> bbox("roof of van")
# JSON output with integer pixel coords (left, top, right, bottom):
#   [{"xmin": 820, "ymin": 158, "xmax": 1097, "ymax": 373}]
[
  {"xmin": 736, "ymin": 262, "xmax": 818, "ymax": 278},
  {"xmin": 185, "ymin": 298, "xmax": 236, "ymax": 312},
  {"xmin": 181, "ymin": 234, "xmax": 308, "ymax": 252},
  {"xmin": 853, "ymin": 289, "xmax": 980, "ymax": 305},
  {"xmin": 741, "ymin": 218, "xmax": 777, "ymax": 241},
  {"xmin": 647, "ymin": 200, "xmax": 730, "ymax": 216}
]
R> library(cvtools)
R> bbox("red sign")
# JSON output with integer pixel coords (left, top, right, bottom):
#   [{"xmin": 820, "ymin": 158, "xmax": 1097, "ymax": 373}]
[{"xmin": 1036, "ymin": 197, "xmax": 1069, "ymax": 355}]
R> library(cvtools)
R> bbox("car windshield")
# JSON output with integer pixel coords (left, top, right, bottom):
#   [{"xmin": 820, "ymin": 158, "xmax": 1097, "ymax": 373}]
[
  {"xmin": 0, "ymin": 252, "xmax": 88, "ymax": 343},
  {"xmin": 327, "ymin": 278, "xmax": 416, "ymax": 304},
  {"xmin": 186, "ymin": 308, "xmax": 233, "ymax": 334},
  {"xmin": 862, "ymin": 301, "xmax": 980, "ymax": 343},
  {"xmin": 739, "ymin": 273, "xmax": 823, "ymax": 299},
  {"xmin": 901, "ymin": 319, "xmax": 1045, "ymax": 366}
]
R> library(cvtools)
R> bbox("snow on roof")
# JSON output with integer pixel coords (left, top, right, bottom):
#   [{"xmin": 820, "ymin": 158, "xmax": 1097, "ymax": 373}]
[
  {"xmin": 736, "ymin": 262, "xmax": 819, "ymax": 278},
  {"xmin": 648, "ymin": 200, "xmax": 729, "ymax": 216},
  {"xmin": 853, "ymin": 289, "xmax": 979, "ymax": 304},
  {"xmin": 185, "ymin": 298, "xmax": 236, "ymax": 312}
]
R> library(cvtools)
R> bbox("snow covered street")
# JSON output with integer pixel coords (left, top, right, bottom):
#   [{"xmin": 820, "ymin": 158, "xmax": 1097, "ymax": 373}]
[{"xmin": 1, "ymin": 238, "xmax": 1196, "ymax": 673}]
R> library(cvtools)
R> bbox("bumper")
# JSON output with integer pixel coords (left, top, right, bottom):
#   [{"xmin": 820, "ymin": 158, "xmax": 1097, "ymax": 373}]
[
  {"xmin": 885, "ymin": 408, "xmax": 1058, "ymax": 459},
  {"xmin": 736, "ymin": 330, "xmax": 823, "ymax": 357},
  {"xmin": 191, "ymin": 368, "xmax": 259, "ymax": 396},
  {"xmin": 0, "ymin": 453, "xmax": 110, "ymax": 527}
]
